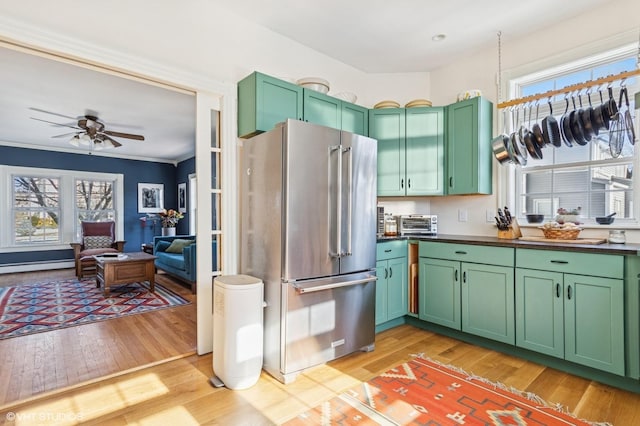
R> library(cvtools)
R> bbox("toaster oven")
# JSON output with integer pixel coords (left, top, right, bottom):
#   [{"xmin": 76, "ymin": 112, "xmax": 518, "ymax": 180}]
[{"xmin": 399, "ymin": 215, "xmax": 437, "ymax": 236}]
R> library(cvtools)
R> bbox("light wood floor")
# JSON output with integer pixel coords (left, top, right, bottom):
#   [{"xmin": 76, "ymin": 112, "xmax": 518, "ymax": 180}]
[
  {"xmin": 0, "ymin": 268, "xmax": 196, "ymax": 407},
  {"xmin": 2, "ymin": 324, "xmax": 640, "ymax": 425}
]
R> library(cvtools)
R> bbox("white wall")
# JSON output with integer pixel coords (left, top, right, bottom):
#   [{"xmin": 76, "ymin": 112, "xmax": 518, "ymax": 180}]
[{"xmin": 0, "ymin": 1, "xmax": 429, "ymax": 109}]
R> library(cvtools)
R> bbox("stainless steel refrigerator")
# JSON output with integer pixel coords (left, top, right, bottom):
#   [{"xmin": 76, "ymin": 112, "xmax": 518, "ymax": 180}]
[{"xmin": 240, "ymin": 119, "xmax": 377, "ymax": 384}]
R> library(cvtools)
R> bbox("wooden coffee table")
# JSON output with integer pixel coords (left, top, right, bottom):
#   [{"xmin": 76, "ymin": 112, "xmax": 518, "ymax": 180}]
[{"xmin": 95, "ymin": 252, "xmax": 157, "ymax": 296}]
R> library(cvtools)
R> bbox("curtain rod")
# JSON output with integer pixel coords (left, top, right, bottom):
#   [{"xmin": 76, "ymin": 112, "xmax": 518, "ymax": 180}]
[{"xmin": 497, "ymin": 68, "xmax": 640, "ymax": 109}]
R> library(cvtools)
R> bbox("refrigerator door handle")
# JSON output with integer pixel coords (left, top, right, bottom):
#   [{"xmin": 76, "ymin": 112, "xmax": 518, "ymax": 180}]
[
  {"xmin": 330, "ymin": 144, "xmax": 342, "ymax": 258},
  {"xmin": 293, "ymin": 276, "xmax": 377, "ymax": 294},
  {"xmin": 343, "ymin": 146, "xmax": 353, "ymax": 256}
]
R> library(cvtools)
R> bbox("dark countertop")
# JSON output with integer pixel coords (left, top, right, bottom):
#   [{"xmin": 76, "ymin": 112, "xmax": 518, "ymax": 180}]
[{"xmin": 377, "ymin": 234, "xmax": 640, "ymax": 256}]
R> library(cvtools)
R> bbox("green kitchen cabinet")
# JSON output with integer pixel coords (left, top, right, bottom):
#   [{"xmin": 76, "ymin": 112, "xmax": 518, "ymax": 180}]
[
  {"xmin": 446, "ymin": 96, "xmax": 492, "ymax": 195},
  {"xmin": 238, "ymin": 71, "xmax": 303, "ymax": 138},
  {"xmin": 515, "ymin": 249, "xmax": 625, "ymax": 376},
  {"xmin": 376, "ymin": 241, "xmax": 408, "ymax": 325},
  {"xmin": 370, "ymin": 107, "xmax": 444, "ymax": 197},
  {"xmin": 418, "ymin": 241, "xmax": 515, "ymax": 345},
  {"xmin": 303, "ymin": 89, "xmax": 368, "ymax": 136}
]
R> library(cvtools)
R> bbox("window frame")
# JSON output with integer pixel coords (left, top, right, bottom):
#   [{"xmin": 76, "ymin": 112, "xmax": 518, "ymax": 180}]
[
  {"xmin": 0, "ymin": 165, "xmax": 124, "ymax": 252},
  {"xmin": 504, "ymin": 43, "xmax": 640, "ymax": 228}
]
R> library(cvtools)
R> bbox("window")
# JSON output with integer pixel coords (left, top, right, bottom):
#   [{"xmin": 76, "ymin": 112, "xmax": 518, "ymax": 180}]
[
  {"xmin": 510, "ymin": 48, "xmax": 639, "ymax": 225},
  {"xmin": 1, "ymin": 166, "xmax": 123, "ymax": 250},
  {"xmin": 13, "ymin": 176, "xmax": 60, "ymax": 243}
]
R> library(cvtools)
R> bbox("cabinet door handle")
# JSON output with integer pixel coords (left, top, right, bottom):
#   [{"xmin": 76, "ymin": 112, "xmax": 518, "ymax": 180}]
[
  {"xmin": 550, "ymin": 260, "xmax": 569, "ymax": 264},
  {"xmin": 401, "ymin": 178, "xmax": 404, "ymax": 189},
  {"xmin": 454, "ymin": 269, "xmax": 458, "ymax": 281},
  {"xmin": 389, "ymin": 267, "xmax": 393, "ymax": 278},
  {"xmin": 463, "ymin": 271, "xmax": 466, "ymax": 283},
  {"xmin": 556, "ymin": 283, "xmax": 560, "ymax": 298},
  {"xmin": 408, "ymin": 178, "xmax": 411, "ymax": 188},
  {"xmin": 449, "ymin": 177, "xmax": 453, "ymax": 187},
  {"xmin": 384, "ymin": 267, "xmax": 388, "ymax": 279},
  {"xmin": 455, "ymin": 251, "xmax": 467, "ymax": 255},
  {"xmin": 567, "ymin": 285, "xmax": 572, "ymax": 300}
]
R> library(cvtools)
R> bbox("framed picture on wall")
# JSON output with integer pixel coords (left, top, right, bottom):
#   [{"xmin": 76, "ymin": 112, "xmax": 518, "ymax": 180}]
[
  {"xmin": 178, "ymin": 182, "xmax": 187, "ymax": 213},
  {"xmin": 138, "ymin": 183, "xmax": 164, "ymax": 213}
]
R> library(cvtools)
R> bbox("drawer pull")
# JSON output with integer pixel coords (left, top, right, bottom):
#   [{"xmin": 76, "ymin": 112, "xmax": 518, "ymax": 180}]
[
  {"xmin": 550, "ymin": 260, "xmax": 569, "ymax": 264},
  {"xmin": 455, "ymin": 251, "xmax": 467, "ymax": 255},
  {"xmin": 384, "ymin": 249, "xmax": 392, "ymax": 253}
]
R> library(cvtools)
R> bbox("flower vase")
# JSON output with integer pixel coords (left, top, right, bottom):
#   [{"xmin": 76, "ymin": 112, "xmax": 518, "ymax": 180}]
[{"xmin": 162, "ymin": 227, "xmax": 176, "ymax": 236}]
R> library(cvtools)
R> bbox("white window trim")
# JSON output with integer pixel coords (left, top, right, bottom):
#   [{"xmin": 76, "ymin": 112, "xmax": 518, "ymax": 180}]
[
  {"xmin": 500, "ymin": 43, "xmax": 640, "ymax": 229},
  {"xmin": 0, "ymin": 165, "xmax": 124, "ymax": 252}
]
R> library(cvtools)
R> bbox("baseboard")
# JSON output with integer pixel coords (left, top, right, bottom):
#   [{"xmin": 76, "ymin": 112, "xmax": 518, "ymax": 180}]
[{"xmin": 0, "ymin": 260, "xmax": 75, "ymax": 274}]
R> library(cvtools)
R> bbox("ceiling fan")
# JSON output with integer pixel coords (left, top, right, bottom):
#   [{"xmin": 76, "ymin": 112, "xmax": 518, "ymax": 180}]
[{"xmin": 29, "ymin": 108, "xmax": 145, "ymax": 149}]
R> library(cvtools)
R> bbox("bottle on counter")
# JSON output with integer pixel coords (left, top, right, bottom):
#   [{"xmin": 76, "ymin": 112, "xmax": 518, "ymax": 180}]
[
  {"xmin": 608, "ymin": 230, "xmax": 626, "ymax": 244},
  {"xmin": 384, "ymin": 214, "xmax": 398, "ymax": 237}
]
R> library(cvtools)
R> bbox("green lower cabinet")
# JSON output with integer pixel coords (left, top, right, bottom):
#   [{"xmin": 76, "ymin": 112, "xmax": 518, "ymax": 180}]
[
  {"xmin": 376, "ymin": 241, "xmax": 408, "ymax": 326},
  {"xmin": 516, "ymin": 268, "xmax": 625, "ymax": 376},
  {"xmin": 461, "ymin": 263, "xmax": 515, "ymax": 345},
  {"xmin": 418, "ymin": 257, "xmax": 460, "ymax": 329}
]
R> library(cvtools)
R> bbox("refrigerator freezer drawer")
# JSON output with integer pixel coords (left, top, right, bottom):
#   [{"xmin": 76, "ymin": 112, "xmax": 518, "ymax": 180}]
[{"xmin": 283, "ymin": 272, "xmax": 376, "ymax": 376}]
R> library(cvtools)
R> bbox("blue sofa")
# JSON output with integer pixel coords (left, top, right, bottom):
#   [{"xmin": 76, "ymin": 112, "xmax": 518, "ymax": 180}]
[{"xmin": 153, "ymin": 235, "xmax": 216, "ymax": 294}]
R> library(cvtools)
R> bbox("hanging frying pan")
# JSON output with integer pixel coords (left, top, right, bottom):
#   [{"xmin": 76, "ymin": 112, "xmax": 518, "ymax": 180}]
[
  {"xmin": 577, "ymin": 91, "xmax": 594, "ymax": 142},
  {"xmin": 531, "ymin": 103, "xmax": 545, "ymax": 149},
  {"xmin": 569, "ymin": 95, "xmax": 588, "ymax": 146},
  {"xmin": 621, "ymin": 87, "xmax": 636, "ymax": 145},
  {"xmin": 559, "ymin": 97, "xmax": 574, "ymax": 147},
  {"xmin": 597, "ymin": 88, "xmax": 611, "ymax": 131},
  {"xmin": 542, "ymin": 99, "xmax": 561, "ymax": 147}
]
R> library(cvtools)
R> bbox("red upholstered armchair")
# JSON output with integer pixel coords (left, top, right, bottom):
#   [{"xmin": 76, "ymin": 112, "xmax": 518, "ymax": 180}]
[{"xmin": 70, "ymin": 221, "xmax": 126, "ymax": 278}]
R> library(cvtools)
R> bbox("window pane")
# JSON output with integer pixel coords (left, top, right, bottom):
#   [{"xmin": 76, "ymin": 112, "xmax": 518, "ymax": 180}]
[
  {"xmin": 75, "ymin": 179, "xmax": 116, "ymax": 237},
  {"xmin": 12, "ymin": 176, "xmax": 60, "ymax": 244}
]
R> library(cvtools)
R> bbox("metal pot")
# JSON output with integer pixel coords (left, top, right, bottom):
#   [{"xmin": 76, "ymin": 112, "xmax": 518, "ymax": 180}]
[
  {"xmin": 492, "ymin": 134, "xmax": 512, "ymax": 164},
  {"xmin": 542, "ymin": 100, "xmax": 561, "ymax": 147}
]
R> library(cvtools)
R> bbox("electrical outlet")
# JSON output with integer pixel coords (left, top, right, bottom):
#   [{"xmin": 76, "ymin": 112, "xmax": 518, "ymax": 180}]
[
  {"xmin": 458, "ymin": 209, "xmax": 468, "ymax": 222},
  {"xmin": 486, "ymin": 209, "xmax": 496, "ymax": 223}
]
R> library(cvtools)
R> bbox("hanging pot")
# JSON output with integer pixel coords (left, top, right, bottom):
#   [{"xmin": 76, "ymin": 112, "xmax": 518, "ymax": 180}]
[
  {"xmin": 589, "ymin": 90, "xmax": 606, "ymax": 134},
  {"xmin": 531, "ymin": 103, "xmax": 545, "ymax": 149},
  {"xmin": 569, "ymin": 95, "xmax": 588, "ymax": 146},
  {"xmin": 542, "ymin": 100, "xmax": 561, "ymax": 147},
  {"xmin": 580, "ymin": 91, "xmax": 596, "ymax": 140},
  {"xmin": 559, "ymin": 97, "xmax": 574, "ymax": 147},
  {"xmin": 492, "ymin": 134, "xmax": 512, "ymax": 164},
  {"xmin": 522, "ymin": 105, "xmax": 542, "ymax": 159},
  {"xmin": 596, "ymin": 88, "xmax": 611, "ymax": 131}
]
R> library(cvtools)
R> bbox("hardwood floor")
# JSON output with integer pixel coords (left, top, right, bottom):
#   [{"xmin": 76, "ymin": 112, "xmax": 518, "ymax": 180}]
[
  {"xmin": 2, "ymin": 324, "xmax": 640, "ymax": 425},
  {"xmin": 0, "ymin": 269, "xmax": 196, "ymax": 407}
]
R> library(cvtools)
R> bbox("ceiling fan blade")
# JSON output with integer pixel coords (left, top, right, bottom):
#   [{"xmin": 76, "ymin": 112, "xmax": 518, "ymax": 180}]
[
  {"xmin": 103, "ymin": 130, "xmax": 145, "ymax": 141},
  {"xmin": 100, "ymin": 134, "xmax": 122, "ymax": 148},
  {"xmin": 30, "ymin": 117, "xmax": 81, "ymax": 129},
  {"xmin": 52, "ymin": 131, "xmax": 82, "ymax": 138},
  {"xmin": 29, "ymin": 107, "xmax": 78, "ymax": 120}
]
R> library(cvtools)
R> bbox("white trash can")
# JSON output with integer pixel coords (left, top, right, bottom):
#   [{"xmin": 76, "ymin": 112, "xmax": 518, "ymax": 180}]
[{"xmin": 212, "ymin": 274, "xmax": 264, "ymax": 390}]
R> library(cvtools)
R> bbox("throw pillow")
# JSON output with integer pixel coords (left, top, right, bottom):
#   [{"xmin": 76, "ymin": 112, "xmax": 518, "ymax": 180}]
[
  {"xmin": 84, "ymin": 235, "xmax": 114, "ymax": 249},
  {"xmin": 165, "ymin": 239, "xmax": 195, "ymax": 253}
]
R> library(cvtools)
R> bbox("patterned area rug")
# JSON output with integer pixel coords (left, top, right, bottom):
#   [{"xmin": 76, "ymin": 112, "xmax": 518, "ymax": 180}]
[
  {"xmin": 286, "ymin": 356, "xmax": 607, "ymax": 425},
  {"xmin": 0, "ymin": 277, "xmax": 190, "ymax": 339}
]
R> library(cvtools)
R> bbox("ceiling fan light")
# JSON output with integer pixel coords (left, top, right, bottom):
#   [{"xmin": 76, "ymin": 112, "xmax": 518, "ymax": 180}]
[
  {"xmin": 79, "ymin": 133, "xmax": 92, "ymax": 146},
  {"xmin": 69, "ymin": 135, "xmax": 80, "ymax": 147}
]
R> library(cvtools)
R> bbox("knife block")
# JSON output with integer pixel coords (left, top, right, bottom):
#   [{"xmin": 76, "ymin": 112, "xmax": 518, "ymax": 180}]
[{"xmin": 497, "ymin": 219, "xmax": 522, "ymax": 239}]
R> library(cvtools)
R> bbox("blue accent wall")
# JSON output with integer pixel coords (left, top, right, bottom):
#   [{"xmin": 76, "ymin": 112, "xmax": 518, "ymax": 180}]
[{"xmin": 0, "ymin": 145, "xmax": 195, "ymax": 266}]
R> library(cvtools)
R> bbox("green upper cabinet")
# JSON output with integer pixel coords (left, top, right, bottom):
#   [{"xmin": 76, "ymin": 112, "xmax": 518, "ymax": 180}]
[
  {"xmin": 370, "ymin": 108, "xmax": 405, "ymax": 196},
  {"xmin": 406, "ymin": 107, "xmax": 445, "ymax": 195},
  {"xmin": 446, "ymin": 96, "xmax": 493, "ymax": 195},
  {"xmin": 237, "ymin": 72, "xmax": 303, "ymax": 139},
  {"xmin": 341, "ymin": 102, "xmax": 369, "ymax": 136},
  {"xmin": 370, "ymin": 107, "xmax": 444, "ymax": 197},
  {"xmin": 303, "ymin": 89, "xmax": 368, "ymax": 135}
]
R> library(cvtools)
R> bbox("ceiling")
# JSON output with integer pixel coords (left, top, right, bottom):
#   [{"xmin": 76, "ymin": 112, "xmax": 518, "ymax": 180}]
[
  {"xmin": 0, "ymin": 46, "xmax": 196, "ymax": 163},
  {"xmin": 0, "ymin": 0, "xmax": 614, "ymax": 160},
  {"xmin": 215, "ymin": 0, "xmax": 614, "ymax": 73}
]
